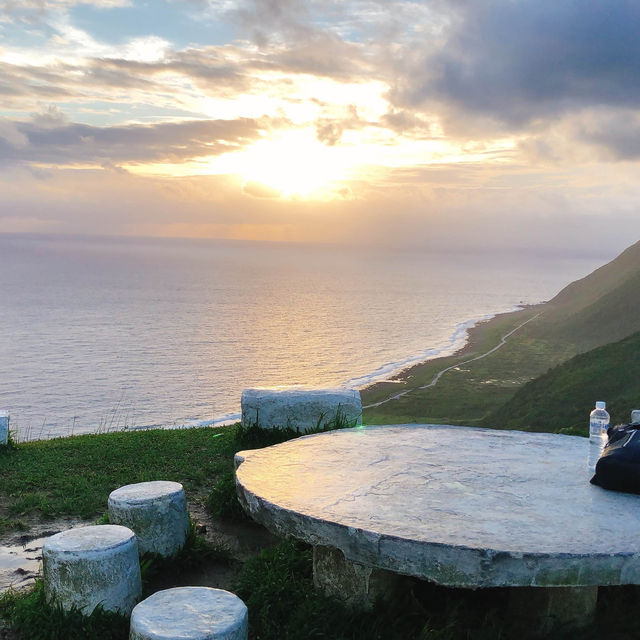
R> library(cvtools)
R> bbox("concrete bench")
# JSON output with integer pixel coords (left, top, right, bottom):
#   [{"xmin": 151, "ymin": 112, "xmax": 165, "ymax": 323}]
[
  {"xmin": 108, "ymin": 481, "xmax": 189, "ymax": 557},
  {"xmin": 241, "ymin": 387, "xmax": 362, "ymax": 430},
  {"xmin": 0, "ymin": 411, "xmax": 8, "ymax": 445},
  {"xmin": 42, "ymin": 525, "xmax": 141, "ymax": 615},
  {"xmin": 130, "ymin": 587, "xmax": 248, "ymax": 640}
]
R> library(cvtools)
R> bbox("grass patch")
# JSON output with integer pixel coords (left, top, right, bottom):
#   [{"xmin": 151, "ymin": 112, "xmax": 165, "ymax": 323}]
[
  {"xmin": 0, "ymin": 426, "xmax": 241, "ymax": 520},
  {"xmin": 2, "ymin": 417, "xmax": 640, "ymax": 638},
  {"xmin": 0, "ymin": 580, "xmax": 129, "ymax": 640}
]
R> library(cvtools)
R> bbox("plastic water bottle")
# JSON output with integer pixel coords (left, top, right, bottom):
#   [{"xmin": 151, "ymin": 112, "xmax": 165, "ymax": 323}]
[
  {"xmin": 589, "ymin": 401, "xmax": 610, "ymax": 443},
  {"xmin": 588, "ymin": 401, "xmax": 609, "ymax": 472}
]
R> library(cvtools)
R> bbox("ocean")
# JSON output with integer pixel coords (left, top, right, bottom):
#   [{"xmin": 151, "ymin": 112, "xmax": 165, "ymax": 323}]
[{"xmin": 0, "ymin": 234, "xmax": 610, "ymax": 440}]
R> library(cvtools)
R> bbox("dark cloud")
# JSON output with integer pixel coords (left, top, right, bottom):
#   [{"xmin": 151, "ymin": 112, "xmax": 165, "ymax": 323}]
[
  {"xmin": 0, "ymin": 116, "xmax": 265, "ymax": 166},
  {"xmin": 396, "ymin": 0, "xmax": 640, "ymax": 128},
  {"xmin": 576, "ymin": 111, "xmax": 640, "ymax": 160}
]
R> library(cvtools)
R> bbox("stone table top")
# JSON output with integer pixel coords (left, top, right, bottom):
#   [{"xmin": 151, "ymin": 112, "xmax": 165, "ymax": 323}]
[{"xmin": 235, "ymin": 424, "xmax": 640, "ymax": 588}]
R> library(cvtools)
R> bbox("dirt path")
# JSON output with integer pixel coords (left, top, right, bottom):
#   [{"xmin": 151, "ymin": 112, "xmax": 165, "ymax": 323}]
[{"xmin": 364, "ymin": 312, "xmax": 542, "ymax": 410}]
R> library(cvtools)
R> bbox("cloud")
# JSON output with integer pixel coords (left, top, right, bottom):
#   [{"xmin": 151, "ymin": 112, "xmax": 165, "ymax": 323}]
[
  {"xmin": 575, "ymin": 110, "xmax": 640, "ymax": 160},
  {"xmin": 0, "ymin": 115, "xmax": 266, "ymax": 167},
  {"xmin": 315, "ymin": 118, "xmax": 342, "ymax": 146},
  {"xmin": 227, "ymin": 0, "xmax": 314, "ymax": 47},
  {"xmin": 30, "ymin": 104, "xmax": 68, "ymax": 127},
  {"xmin": 242, "ymin": 180, "xmax": 282, "ymax": 198},
  {"xmin": 394, "ymin": 1, "xmax": 640, "ymax": 128},
  {"xmin": 0, "ymin": 0, "xmax": 130, "ymax": 24}
]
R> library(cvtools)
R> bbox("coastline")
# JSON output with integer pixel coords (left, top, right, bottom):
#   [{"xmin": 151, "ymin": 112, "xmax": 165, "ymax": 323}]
[
  {"xmin": 200, "ymin": 303, "xmax": 541, "ymax": 429},
  {"xmin": 360, "ymin": 301, "xmax": 545, "ymax": 414},
  {"xmin": 12, "ymin": 303, "xmax": 544, "ymax": 442},
  {"xmin": 116, "ymin": 304, "xmax": 540, "ymax": 436}
]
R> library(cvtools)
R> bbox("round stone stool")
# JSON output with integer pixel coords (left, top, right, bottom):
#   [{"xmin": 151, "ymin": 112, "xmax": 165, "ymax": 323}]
[
  {"xmin": 42, "ymin": 525, "xmax": 141, "ymax": 615},
  {"xmin": 108, "ymin": 481, "xmax": 189, "ymax": 557},
  {"xmin": 129, "ymin": 587, "xmax": 248, "ymax": 640}
]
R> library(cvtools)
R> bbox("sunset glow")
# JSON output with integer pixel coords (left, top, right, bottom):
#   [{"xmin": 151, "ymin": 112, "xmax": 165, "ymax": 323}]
[{"xmin": 0, "ymin": 1, "xmax": 638, "ymax": 250}]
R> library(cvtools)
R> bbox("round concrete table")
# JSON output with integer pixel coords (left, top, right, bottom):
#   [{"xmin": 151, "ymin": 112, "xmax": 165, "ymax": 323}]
[{"xmin": 235, "ymin": 424, "xmax": 640, "ymax": 635}]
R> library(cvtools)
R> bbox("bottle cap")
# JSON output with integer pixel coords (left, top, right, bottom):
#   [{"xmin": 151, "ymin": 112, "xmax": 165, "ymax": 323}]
[{"xmin": 595, "ymin": 401, "xmax": 606, "ymax": 410}]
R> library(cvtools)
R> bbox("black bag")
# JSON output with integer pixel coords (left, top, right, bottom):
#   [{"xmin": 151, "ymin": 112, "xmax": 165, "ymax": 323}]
[{"xmin": 591, "ymin": 424, "xmax": 640, "ymax": 494}]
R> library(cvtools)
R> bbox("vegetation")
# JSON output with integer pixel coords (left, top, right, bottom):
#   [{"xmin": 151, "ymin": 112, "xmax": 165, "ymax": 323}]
[
  {"xmin": 484, "ymin": 330, "xmax": 640, "ymax": 433},
  {"xmin": 363, "ymin": 239, "xmax": 640, "ymax": 426},
  {"xmin": 0, "ymin": 407, "xmax": 357, "ymax": 523},
  {"xmin": 0, "ymin": 427, "xmax": 238, "ymax": 520},
  {"xmin": 0, "ymin": 581, "xmax": 129, "ymax": 640}
]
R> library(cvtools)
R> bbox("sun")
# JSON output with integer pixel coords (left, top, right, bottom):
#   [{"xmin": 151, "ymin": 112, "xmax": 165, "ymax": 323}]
[{"xmin": 224, "ymin": 128, "xmax": 353, "ymax": 199}]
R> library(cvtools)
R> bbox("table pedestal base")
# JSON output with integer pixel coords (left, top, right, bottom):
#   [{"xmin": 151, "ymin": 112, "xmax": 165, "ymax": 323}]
[
  {"xmin": 312, "ymin": 546, "xmax": 402, "ymax": 610},
  {"xmin": 507, "ymin": 586, "xmax": 598, "ymax": 637}
]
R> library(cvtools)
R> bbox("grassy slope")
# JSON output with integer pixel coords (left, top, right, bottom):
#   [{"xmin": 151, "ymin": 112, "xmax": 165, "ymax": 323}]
[
  {"xmin": 0, "ymin": 427, "xmax": 237, "ymax": 525},
  {"xmin": 363, "ymin": 239, "xmax": 640, "ymax": 426},
  {"xmin": 484, "ymin": 330, "xmax": 640, "ymax": 433}
]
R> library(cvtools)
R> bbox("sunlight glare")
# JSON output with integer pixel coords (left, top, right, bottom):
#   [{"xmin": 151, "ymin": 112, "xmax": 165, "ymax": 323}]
[{"xmin": 221, "ymin": 129, "xmax": 353, "ymax": 199}]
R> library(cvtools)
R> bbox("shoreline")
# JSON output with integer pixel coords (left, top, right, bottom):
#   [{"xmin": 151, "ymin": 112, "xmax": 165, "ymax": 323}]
[
  {"xmin": 11, "ymin": 303, "xmax": 543, "ymax": 442},
  {"xmin": 361, "ymin": 303, "xmax": 541, "ymax": 386},
  {"xmin": 178, "ymin": 303, "xmax": 541, "ymax": 430},
  {"xmin": 360, "ymin": 301, "xmax": 545, "ymax": 412}
]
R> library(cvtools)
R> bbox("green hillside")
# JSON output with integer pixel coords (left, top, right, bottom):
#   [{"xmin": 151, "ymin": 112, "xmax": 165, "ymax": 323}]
[
  {"xmin": 546, "ymin": 270, "xmax": 640, "ymax": 351},
  {"xmin": 484, "ymin": 331, "xmax": 640, "ymax": 433},
  {"xmin": 520, "ymin": 238, "xmax": 640, "ymax": 351},
  {"xmin": 363, "ymin": 239, "xmax": 640, "ymax": 427},
  {"xmin": 549, "ymin": 239, "xmax": 640, "ymax": 311}
]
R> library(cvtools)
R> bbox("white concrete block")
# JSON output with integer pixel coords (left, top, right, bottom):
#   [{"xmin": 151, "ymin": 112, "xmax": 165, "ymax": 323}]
[
  {"xmin": 108, "ymin": 481, "xmax": 189, "ymax": 557},
  {"xmin": 631, "ymin": 409, "xmax": 640, "ymax": 425},
  {"xmin": 130, "ymin": 587, "xmax": 248, "ymax": 640},
  {"xmin": 0, "ymin": 411, "xmax": 8, "ymax": 446},
  {"xmin": 42, "ymin": 525, "xmax": 141, "ymax": 615},
  {"xmin": 241, "ymin": 387, "xmax": 362, "ymax": 430}
]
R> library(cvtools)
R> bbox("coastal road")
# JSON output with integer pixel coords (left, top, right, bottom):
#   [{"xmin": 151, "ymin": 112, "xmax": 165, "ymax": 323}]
[{"xmin": 363, "ymin": 312, "xmax": 542, "ymax": 409}]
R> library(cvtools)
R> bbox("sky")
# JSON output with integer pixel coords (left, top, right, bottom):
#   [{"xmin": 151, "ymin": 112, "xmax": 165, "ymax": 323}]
[{"xmin": 1, "ymin": 0, "xmax": 639, "ymax": 251}]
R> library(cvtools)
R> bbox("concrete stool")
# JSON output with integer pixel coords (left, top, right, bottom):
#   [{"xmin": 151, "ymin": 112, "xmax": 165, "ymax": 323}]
[
  {"xmin": 129, "ymin": 587, "xmax": 248, "ymax": 640},
  {"xmin": 0, "ymin": 411, "xmax": 8, "ymax": 445},
  {"xmin": 42, "ymin": 525, "xmax": 141, "ymax": 615},
  {"xmin": 108, "ymin": 481, "xmax": 189, "ymax": 557},
  {"xmin": 241, "ymin": 387, "xmax": 362, "ymax": 430}
]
